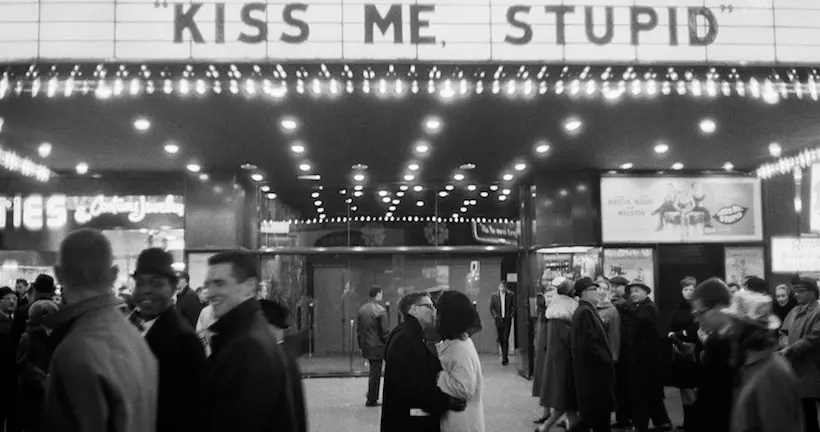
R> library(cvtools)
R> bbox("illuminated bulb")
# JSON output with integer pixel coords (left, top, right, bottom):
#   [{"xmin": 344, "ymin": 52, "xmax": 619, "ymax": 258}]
[
  {"xmin": 261, "ymin": 186, "xmax": 271, "ymax": 192},
  {"xmin": 415, "ymin": 142, "xmax": 430, "ymax": 154},
  {"xmin": 723, "ymin": 162, "xmax": 734, "ymax": 171},
  {"xmin": 563, "ymin": 116, "xmax": 583, "ymax": 133},
  {"xmin": 490, "ymin": 185, "xmax": 499, "ymax": 191},
  {"xmin": 351, "ymin": 205, "xmax": 358, "ymax": 211},
  {"xmin": 185, "ymin": 163, "xmax": 200, "ymax": 173},
  {"xmin": 291, "ymin": 143, "xmax": 305, "ymax": 153},
  {"xmin": 354, "ymin": 191, "xmax": 363, "ymax": 197},
  {"xmin": 299, "ymin": 163, "xmax": 311, "ymax": 172},
  {"xmin": 498, "ymin": 195, "xmax": 507, "ymax": 201},
  {"xmin": 392, "ymin": 199, "xmax": 400, "ymax": 205},
  {"xmin": 413, "ymin": 185, "xmax": 423, "ymax": 192},
  {"xmin": 502, "ymin": 189, "xmax": 511, "ymax": 195},
  {"xmin": 480, "ymin": 191, "xmax": 489, "ymax": 197},
  {"xmin": 699, "ymin": 118, "xmax": 717, "ymax": 134},
  {"xmin": 400, "ymin": 185, "xmax": 409, "ymax": 191},
  {"xmin": 453, "ymin": 173, "xmax": 466, "ymax": 182},
  {"xmin": 404, "ymin": 174, "xmax": 415, "ymax": 181},
  {"xmin": 37, "ymin": 143, "xmax": 52, "ymax": 158},
  {"xmin": 251, "ymin": 173, "xmax": 264, "ymax": 181},
  {"xmin": 379, "ymin": 190, "xmax": 388, "ymax": 197},
  {"xmin": 317, "ymin": 208, "xmax": 324, "ymax": 213},
  {"xmin": 164, "ymin": 143, "xmax": 179, "ymax": 154},
  {"xmin": 354, "ymin": 173, "xmax": 365, "ymax": 182},
  {"xmin": 199, "ymin": 174, "xmax": 209, "ymax": 181},
  {"xmin": 280, "ymin": 117, "xmax": 299, "ymax": 131},
  {"xmin": 654, "ymin": 142, "xmax": 670, "ymax": 154},
  {"xmin": 460, "ymin": 207, "xmax": 467, "ymax": 212},
  {"xmin": 354, "ymin": 185, "xmax": 363, "ymax": 191},
  {"xmin": 536, "ymin": 143, "xmax": 550, "ymax": 154},
  {"xmin": 416, "ymin": 201, "xmax": 425, "ymax": 207},
  {"xmin": 133, "ymin": 117, "xmax": 151, "ymax": 132},
  {"xmin": 408, "ymin": 163, "xmax": 420, "ymax": 171},
  {"xmin": 314, "ymin": 200, "xmax": 322, "ymax": 206},
  {"xmin": 382, "ymin": 197, "xmax": 391, "ymax": 203},
  {"xmin": 396, "ymin": 191, "xmax": 405, "ymax": 197},
  {"xmin": 467, "ymin": 184, "xmax": 477, "ymax": 191},
  {"xmin": 445, "ymin": 185, "xmax": 454, "ymax": 191},
  {"xmin": 671, "ymin": 162, "xmax": 684, "ymax": 170},
  {"xmin": 389, "ymin": 206, "xmax": 397, "ymax": 211},
  {"xmin": 439, "ymin": 191, "xmax": 448, "ymax": 197},
  {"xmin": 502, "ymin": 173, "xmax": 514, "ymax": 181},
  {"xmin": 424, "ymin": 117, "xmax": 442, "ymax": 133},
  {"xmin": 620, "ymin": 162, "xmax": 633, "ymax": 170},
  {"xmin": 76, "ymin": 162, "xmax": 89, "ymax": 175},
  {"xmin": 514, "ymin": 163, "xmax": 527, "ymax": 171},
  {"xmin": 267, "ymin": 193, "xmax": 277, "ymax": 199},
  {"xmin": 769, "ymin": 142, "xmax": 782, "ymax": 157}
]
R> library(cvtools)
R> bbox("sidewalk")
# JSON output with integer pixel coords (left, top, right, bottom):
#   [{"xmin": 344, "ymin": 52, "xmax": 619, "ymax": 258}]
[{"xmin": 303, "ymin": 354, "xmax": 685, "ymax": 431}]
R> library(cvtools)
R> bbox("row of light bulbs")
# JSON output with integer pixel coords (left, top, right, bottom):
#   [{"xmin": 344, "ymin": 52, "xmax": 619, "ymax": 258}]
[
  {"xmin": 261, "ymin": 216, "xmax": 518, "ymax": 225},
  {"xmin": 756, "ymin": 147, "xmax": 820, "ymax": 180},
  {"xmin": 1, "ymin": 75, "xmax": 814, "ymax": 102}
]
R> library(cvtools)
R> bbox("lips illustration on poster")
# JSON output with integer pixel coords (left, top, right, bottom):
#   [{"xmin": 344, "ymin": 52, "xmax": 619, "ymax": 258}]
[{"xmin": 713, "ymin": 205, "xmax": 748, "ymax": 225}]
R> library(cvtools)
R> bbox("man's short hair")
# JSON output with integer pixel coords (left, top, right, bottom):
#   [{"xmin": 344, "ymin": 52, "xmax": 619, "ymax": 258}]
[
  {"xmin": 681, "ymin": 276, "xmax": 697, "ymax": 288},
  {"xmin": 15, "ymin": 279, "xmax": 28, "ymax": 287},
  {"xmin": 58, "ymin": 228, "xmax": 114, "ymax": 291},
  {"xmin": 692, "ymin": 277, "xmax": 732, "ymax": 309},
  {"xmin": 368, "ymin": 286, "xmax": 383, "ymax": 299},
  {"xmin": 398, "ymin": 292, "xmax": 430, "ymax": 317},
  {"xmin": 744, "ymin": 276, "xmax": 768, "ymax": 294},
  {"xmin": 207, "ymin": 250, "xmax": 260, "ymax": 283}
]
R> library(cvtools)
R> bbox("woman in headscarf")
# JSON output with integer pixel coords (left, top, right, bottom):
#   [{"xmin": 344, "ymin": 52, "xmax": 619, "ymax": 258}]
[
  {"xmin": 532, "ymin": 282, "xmax": 556, "ymax": 424},
  {"xmin": 435, "ymin": 290, "xmax": 484, "ymax": 432},
  {"xmin": 536, "ymin": 278, "xmax": 579, "ymax": 432},
  {"xmin": 772, "ymin": 284, "xmax": 797, "ymax": 326}
]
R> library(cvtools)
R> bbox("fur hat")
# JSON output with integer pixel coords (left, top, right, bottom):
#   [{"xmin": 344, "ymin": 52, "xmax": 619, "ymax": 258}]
[{"xmin": 722, "ymin": 290, "xmax": 780, "ymax": 330}]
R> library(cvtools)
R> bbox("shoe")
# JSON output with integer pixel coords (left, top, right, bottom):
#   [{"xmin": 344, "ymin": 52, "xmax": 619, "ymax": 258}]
[
  {"xmin": 365, "ymin": 401, "xmax": 381, "ymax": 407},
  {"xmin": 502, "ymin": 358, "xmax": 509, "ymax": 365},
  {"xmin": 533, "ymin": 415, "xmax": 549, "ymax": 425}
]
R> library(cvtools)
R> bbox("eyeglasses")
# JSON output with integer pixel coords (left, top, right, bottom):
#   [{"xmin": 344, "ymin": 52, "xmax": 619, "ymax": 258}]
[{"xmin": 416, "ymin": 303, "xmax": 436, "ymax": 310}]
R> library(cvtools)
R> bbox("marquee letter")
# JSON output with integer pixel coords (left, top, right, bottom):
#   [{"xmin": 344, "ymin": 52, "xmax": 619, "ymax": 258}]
[
  {"xmin": 46, "ymin": 195, "xmax": 67, "ymax": 229},
  {"xmin": 630, "ymin": 6, "xmax": 658, "ymax": 45},
  {"xmin": 239, "ymin": 3, "xmax": 268, "ymax": 44},
  {"xmin": 174, "ymin": 3, "xmax": 205, "ymax": 43},
  {"xmin": 668, "ymin": 7, "xmax": 678, "ymax": 46},
  {"xmin": 22, "ymin": 195, "xmax": 43, "ymax": 231},
  {"xmin": 688, "ymin": 7, "xmax": 718, "ymax": 46},
  {"xmin": 215, "ymin": 3, "xmax": 225, "ymax": 43},
  {"xmin": 411, "ymin": 5, "xmax": 435, "ymax": 44},
  {"xmin": 544, "ymin": 5, "xmax": 575, "ymax": 45},
  {"xmin": 585, "ymin": 6, "xmax": 613, "ymax": 45},
  {"xmin": 505, "ymin": 6, "xmax": 532, "ymax": 45},
  {"xmin": 282, "ymin": 3, "xmax": 310, "ymax": 43},
  {"xmin": 365, "ymin": 4, "xmax": 403, "ymax": 43}
]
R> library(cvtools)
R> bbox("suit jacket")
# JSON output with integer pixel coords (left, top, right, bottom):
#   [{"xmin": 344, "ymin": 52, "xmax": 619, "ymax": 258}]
[
  {"xmin": 206, "ymin": 299, "xmax": 297, "ymax": 432},
  {"xmin": 144, "ymin": 306, "xmax": 207, "ymax": 432},
  {"xmin": 489, "ymin": 290, "xmax": 515, "ymax": 323},
  {"xmin": 571, "ymin": 300, "xmax": 615, "ymax": 416},
  {"xmin": 357, "ymin": 300, "xmax": 390, "ymax": 360},
  {"xmin": 176, "ymin": 286, "xmax": 204, "ymax": 330}
]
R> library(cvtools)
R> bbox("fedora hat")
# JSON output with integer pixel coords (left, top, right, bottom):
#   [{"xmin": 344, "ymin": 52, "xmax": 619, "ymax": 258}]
[
  {"xmin": 133, "ymin": 248, "xmax": 177, "ymax": 282},
  {"xmin": 627, "ymin": 281, "xmax": 652, "ymax": 295},
  {"xmin": 32, "ymin": 274, "xmax": 56, "ymax": 294}
]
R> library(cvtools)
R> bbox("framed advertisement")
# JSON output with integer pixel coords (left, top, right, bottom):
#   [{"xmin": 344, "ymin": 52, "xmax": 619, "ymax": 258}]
[
  {"xmin": 603, "ymin": 248, "xmax": 655, "ymax": 300},
  {"xmin": 724, "ymin": 247, "xmax": 765, "ymax": 286},
  {"xmin": 600, "ymin": 176, "xmax": 763, "ymax": 244},
  {"xmin": 771, "ymin": 237, "xmax": 820, "ymax": 274},
  {"xmin": 811, "ymin": 164, "xmax": 820, "ymax": 233}
]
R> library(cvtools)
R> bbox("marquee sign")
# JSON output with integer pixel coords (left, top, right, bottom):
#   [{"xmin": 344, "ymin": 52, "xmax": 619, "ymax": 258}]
[{"xmin": 0, "ymin": 0, "xmax": 817, "ymax": 64}]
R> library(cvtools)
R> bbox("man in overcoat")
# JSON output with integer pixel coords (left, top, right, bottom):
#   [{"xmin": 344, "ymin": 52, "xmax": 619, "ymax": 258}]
[
  {"xmin": 380, "ymin": 292, "xmax": 466, "ymax": 432},
  {"xmin": 357, "ymin": 286, "xmax": 391, "ymax": 407},
  {"xmin": 570, "ymin": 277, "xmax": 615, "ymax": 432}
]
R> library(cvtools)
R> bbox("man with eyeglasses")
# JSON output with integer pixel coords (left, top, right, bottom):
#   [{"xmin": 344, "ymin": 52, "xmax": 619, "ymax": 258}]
[{"xmin": 380, "ymin": 292, "xmax": 467, "ymax": 432}]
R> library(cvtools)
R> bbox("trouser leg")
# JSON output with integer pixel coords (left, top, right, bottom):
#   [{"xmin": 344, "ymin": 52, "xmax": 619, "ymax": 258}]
[
  {"xmin": 500, "ymin": 320, "xmax": 511, "ymax": 362},
  {"xmin": 366, "ymin": 359, "xmax": 383, "ymax": 404},
  {"xmin": 614, "ymin": 363, "xmax": 631, "ymax": 425}
]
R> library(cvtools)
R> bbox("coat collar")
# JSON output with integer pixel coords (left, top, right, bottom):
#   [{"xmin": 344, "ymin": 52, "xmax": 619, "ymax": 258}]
[
  {"xmin": 144, "ymin": 306, "xmax": 180, "ymax": 340},
  {"xmin": 743, "ymin": 347, "xmax": 775, "ymax": 367},
  {"xmin": 209, "ymin": 298, "xmax": 262, "ymax": 336},
  {"xmin": 402, "ymin": 315, "xmax": 426, "ymax": 340},
  {"xmin": 795, "ymin": 300, "xmax": 819, "ymax": 316},
  {"xmin": 43, "ymin": 293, "xmax": 122, "ymax": 330}
]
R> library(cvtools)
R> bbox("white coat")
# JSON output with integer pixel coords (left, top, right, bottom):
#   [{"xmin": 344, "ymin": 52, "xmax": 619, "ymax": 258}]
[{"xmin": 436, "ymin": 337, "xmax": 485, "ymax": 432}]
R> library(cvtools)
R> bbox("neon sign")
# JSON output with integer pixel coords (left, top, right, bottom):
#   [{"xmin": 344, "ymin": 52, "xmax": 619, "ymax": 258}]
[{"xmin": 74, "ymin": 195, "xmax": 184, "ymax": 224}]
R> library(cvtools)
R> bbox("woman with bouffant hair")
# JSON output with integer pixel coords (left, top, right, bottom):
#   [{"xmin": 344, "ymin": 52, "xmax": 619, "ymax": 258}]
[{"xmin": 435, "ymin": 290, "xmax": 485, "ymax": 432}]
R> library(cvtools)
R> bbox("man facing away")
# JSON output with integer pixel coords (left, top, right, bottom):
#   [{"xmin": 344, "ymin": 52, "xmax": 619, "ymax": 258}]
[
  {"xmin": 357, "ymin": 285, "xmax": 391, "ymax": 407},
  {"xmin": 204, "ymin": 250, "xmax": 297, "ymax": 432},
  {"xmin": 42, "ymin": 228, "xmax": 157, "ymax": 432},
  {"xmin": 489, "ymin": 282, "xmax": 515, "ymax": 365},
  {"xmin": 130, "ymin": 248, "xmax": 207, "ymax": 432},
  {"xmin": 381, "ymin": 292, "xmax": 466, "ymax": 432}
]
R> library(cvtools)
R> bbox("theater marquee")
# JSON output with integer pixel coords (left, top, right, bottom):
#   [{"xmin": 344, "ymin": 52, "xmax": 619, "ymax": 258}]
[{"xmin": 0, "ymin": 0, "xmax": 817, "ymax": 63}]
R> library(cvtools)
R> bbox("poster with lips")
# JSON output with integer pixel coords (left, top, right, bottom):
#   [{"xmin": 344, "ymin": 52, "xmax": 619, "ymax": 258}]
[{"xmin": 600, "ymin": 176, "xmax": 762, "ymax": 244}]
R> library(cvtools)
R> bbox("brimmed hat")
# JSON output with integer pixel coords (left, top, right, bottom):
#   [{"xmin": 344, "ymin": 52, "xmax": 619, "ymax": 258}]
[
  {"xmin": 32, "ymin": 274, "xmax": 56, "ymax": 294},
  {"xmin": 722, "ymin": 290, "xmax": 780, "ymax": 330},
  {"xmin": 133, "ymin": 248, "xmax": 178, "ymax": 282},
  {"xmin": 610, "ymin": 276, "xmax": 629, "ymax": 287},
  {"xmin": 0, "ymin": 287, "xmax": 15, "ymax": 301},
  {"xmin": 791, "ymin": 276, "xmax": 819, "ymax": 296},
  {"xmin": 627, "ymin": 281, "xmax": 652, "ymax": 295},
  {"xmin": 573, "ymin": 277, "xmax": 599, "ymax": 297}
]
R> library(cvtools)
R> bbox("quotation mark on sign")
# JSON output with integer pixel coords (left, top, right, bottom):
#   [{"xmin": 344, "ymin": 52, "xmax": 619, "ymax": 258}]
[
  {"xmin": 154, "ymin": 0, "xmax": 169, "ymax": 8},
  {"xmin": 719, "ymin": 4, "xmax": 735, "ymax": 13}
]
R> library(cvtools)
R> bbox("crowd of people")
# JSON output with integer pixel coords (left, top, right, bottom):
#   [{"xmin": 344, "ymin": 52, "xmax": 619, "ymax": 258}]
[
  {"xmin": 0, "ymin": 228, "xmax": 307, "ymax": 432},
  {"xmin": 531, "ymin": 273, "xmax": 818, "ymax": 432}
]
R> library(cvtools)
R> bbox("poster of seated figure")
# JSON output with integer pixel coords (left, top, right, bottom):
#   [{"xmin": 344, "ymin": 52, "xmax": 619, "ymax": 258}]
[
  {"xmin": 603, "ymin": 248, "xmax": 655, "ymax": 301},
  {"xmin": 724, "ymin": 247, "xmax": 765, "ymax": 286}
]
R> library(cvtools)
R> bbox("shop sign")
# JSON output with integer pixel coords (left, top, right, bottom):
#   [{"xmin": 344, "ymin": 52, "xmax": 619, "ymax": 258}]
[
  {"xmin": 471, "ymin": 220, "xmax": 519, "ymax": 245},
  {"xmin": 771, "ymin": 236, "xmax": 820, "ymax": 273},
  {"xmin": 0, "ymin": 194, "xmax": 184, "ymax": 231},
  {"xmin": 600, "ymin": 176, "xmax": 762, "ymax": 244},
  {"xmin": 1, "ymin": 0, "xmax": 816, "ymax": 64}
]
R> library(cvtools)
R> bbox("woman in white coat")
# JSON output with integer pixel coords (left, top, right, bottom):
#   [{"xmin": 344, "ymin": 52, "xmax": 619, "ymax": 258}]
[{"xmin": 436, "ymin": 290, "xmax": 485, "ymax": 432}]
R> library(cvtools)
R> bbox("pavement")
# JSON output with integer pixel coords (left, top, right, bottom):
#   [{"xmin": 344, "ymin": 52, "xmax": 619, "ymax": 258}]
[{"xmin": 304, "ymin": 354, "xmax": 684, "ymax": 432}]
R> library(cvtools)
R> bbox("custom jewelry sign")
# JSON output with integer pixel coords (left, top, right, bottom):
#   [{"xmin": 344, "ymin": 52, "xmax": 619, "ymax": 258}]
[{"xmin": 0, "ymin": 0, "xmax": 817, "ymax": 63}]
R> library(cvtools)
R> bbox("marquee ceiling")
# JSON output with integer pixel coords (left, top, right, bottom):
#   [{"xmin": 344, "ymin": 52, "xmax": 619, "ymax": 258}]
[{"xmin": 1, "ymin": 64, "xmax": 820, "ymax": 219}]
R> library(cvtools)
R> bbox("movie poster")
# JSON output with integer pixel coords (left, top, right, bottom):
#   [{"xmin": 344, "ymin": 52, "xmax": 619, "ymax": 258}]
[
  {"xmin": 724, "ymin": 247, "xmax": 765, "ymax": 285},
  {"xmin": 603, "ymin": 248, "xmax": 655, "ymax": 300}
]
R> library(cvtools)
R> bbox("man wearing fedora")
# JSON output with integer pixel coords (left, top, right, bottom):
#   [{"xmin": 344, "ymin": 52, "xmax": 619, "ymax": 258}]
[{"xmin": 130, "ymin": 248, "xmax": 207, "ymax": 432}]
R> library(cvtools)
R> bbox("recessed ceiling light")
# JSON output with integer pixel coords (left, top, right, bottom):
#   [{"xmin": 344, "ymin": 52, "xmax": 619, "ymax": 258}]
[
  {"xmin": 389, "ymin": 206, "xmax": 397, "ymax": 211},
  {"xmin": 502, "ymin": 189, "xmax": 511, "ymax": 195},
  {"xmin": 460, "ymin": 163, "xmax": 476, "ymax": 170},
  {"xmin": 503, "ymin": 173, "xmax": 514, "ymax": 181},
  {"xmin": 163, "ymin": 143, "xmax": 179, "ymax": 154},
  {"xmin": 404, "ymin": 174, "xmax": 415, "ymax": 181},
  {"xmin": 400, "ymin": 185, "xmax": 409, "ymax": 191},
  {"xmin": 408, "ymin": 163, "xmax": 420, "ymax": 171},
  {"xmin": 354, "ymin": 185, "xmax": 363, "ymax": 191},
  {"xmin": 354, "ymin": 173, "xmax": 365, "ymax": 182},
  {"xmin": 299, "ymin": 163, "xmax": 311, "ymax": 172},
  {"xmin": 454, "ymin": 173, "xmax": 465, "ymax": 181},
  {"xmin": 386, "ymin": 212, "xmax": 393, "ymax": 218},
  {"xmin": 354, "ymin": 191, "xmax": 363, "ymax": 197},
  {"xmin": 280, "ymin": 116, "xmax": 299, "ymax": 132},
  {"xmin": 415, "ymin": 142, "xmax": 430, "ymax": 154},
  {"xmin": 382, "ymin": 197, "xmax": 391, "ymax": 203},
  {"xmin": 133, "ymin": 117, "xmax": 151, "ymax": 132},
  {"xmin": 463, "ymin": 199, "xmax": 471, "ymax": 206},
  {"xmin": 75, "ymin": 162, "xmax": 89, "ymax": 175},
  {"xmin": 251, "ymin": 173, "xmax": 264, "ymax": 181},
  {"xmin": 460, "ymin": 207, "xmax": 467, "ymax": 212},
  {"xmin": 379, "ymin": 190, "xmax": 388, "ymax": 197},
  {"xmin": 469, "ymin": 199, "xmax": 477, "ymax": 205},
  {"xmin": 498, "ymin": 195, "xmax": 507, "ymax": 201},
  {"xmin": 261, "ymin": 186, "xmax": 271, "ymax": 192},
  {"xmin": 396, "ymin": 191, "xmax": 405, "ymax": 197},
  {"xmin": 314, "ymin": 200, "xmax": 322, "ymax": 207},
  {"xmin": 514, "ymin": 163, "xmax": 527, "ymax": 171},
  {"xmin": 490, "ymin": 185, "xmax": 499, "ymax": 191},
  {"xmin": 671, "ymin": 162, "xmax": 684, "ymax": 170},
  {"xmin": 769, "ymin": 142, "xmax": 782, "ymax": 157},
  {"xmin": 413, "ymin": 185, "xmax": 423, "ymax": 192},
  {"xmin": 467, "ymin": 185, "xmax": 477, "ymax": 191},
  {"xmin": 199, "ymin": 173, "xmax": 209, "ymax": 181},
  {"xmin": 423, "ymin": 116, "xmax": 442, "ymax": 133},
  {"xmin": 345, "ymin": 198, "xmax": 352, "ymax": 203},
  {"xmin": 480, "ymin": 191, "xmax": 489, "ymax": 197},
  {"xmin": 535, "ymin": 142, "xmax": 550, "ymax": 154},
  {"xmin": 620, "ymin": 162, "xmax": 634, "ymax": 170},
  {"xmin": 291, "ymin": 143, "xmax": 305, "ymax": 154},
  {"xmin": 317, "ymin": 208, "xmax": 324, "ymax": 213},
  {"xmin": 311, "ymin": 192, "xmax": 320, "ymax": 198},
  {"xmin": 723, "ymin": 162, "xmax": 734, "ymax": 171},
  {"xmin": 351, "ymin": 205, "xmax": 358, "ymax": 211},
  {"xmin": 654, "ymin": 142, "xmax": 670, "ymax": 154},
  {"xmin": 38, "ymin": 142, "xmax": 52, "ymax": 158},
  {"xmin": 559, "ymin": 189, "xmax": 569, "ymax": 197},
  {"xmin": 699, "ymin": 118, "xmax": 717, "ymax": 134},
  {"xmin": 445, "ymin": 185, "xmax": 454, "ymax": 191},
  {"xmin": 392, "ymin": 199, "xmax": 400, "ymax": 205},
  {"xmin": 267, "ymin": 193, "xmax": 277, "ymax": 199},
  {"xmin": 563, "ymin": 116, "xmax": 583, "ymax": 134},
  {"xmin": 241, "ymin": 163, "xmax": 258, "ymax": 171},
  {"xmin": 339, "ymin": 189, "xmax": 347, "ymax": 194},
  {"xmin": 186, "ymin": 163, "xmax": 200, "ymax": 173},
  {"xmin": 439, "ymin": 191, "xmax": 448, "ymax": 197},
  {"xmin": 416, "ymin": 200, "xmax": 425, "ymax": 207}
]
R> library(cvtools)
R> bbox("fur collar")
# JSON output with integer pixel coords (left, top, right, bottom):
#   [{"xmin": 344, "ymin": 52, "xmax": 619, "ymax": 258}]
[{"xmin": 545, "ymin": 294, "xmax": 578, "ymax": 321}]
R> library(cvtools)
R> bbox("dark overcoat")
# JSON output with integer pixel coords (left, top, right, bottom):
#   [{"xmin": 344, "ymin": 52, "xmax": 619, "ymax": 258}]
[
  {"xmin": 144, "ymin": 306, "xmax": 207, "ymax": 432},
  {"xmin": 356, "ymin": 300, "xmax": 390, "ymax": 360},
  {"xmin": 531, "ymin": 293, "xmax": 549, "ymax": 397},
  {"xmin": 539, "ymin": 295, "xmax": 577, "ymax": 411},
  {"xmin": 176, "ymin": 286, "xmax": 204, "ymax": 330},
  {"xmin": 570, "ymin": 300, "xmax": 615, "ymax": 417},
  {"xmin": 665, "ymin": 298, "xmax": 700, "ymax": 389},
  {"xmin": 380, "ymin": 316, "xmax": 451, "ymax": 432},
  {"xmin": 624, "ymin": 298, "xmax": 664, "ymax": 402}
]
